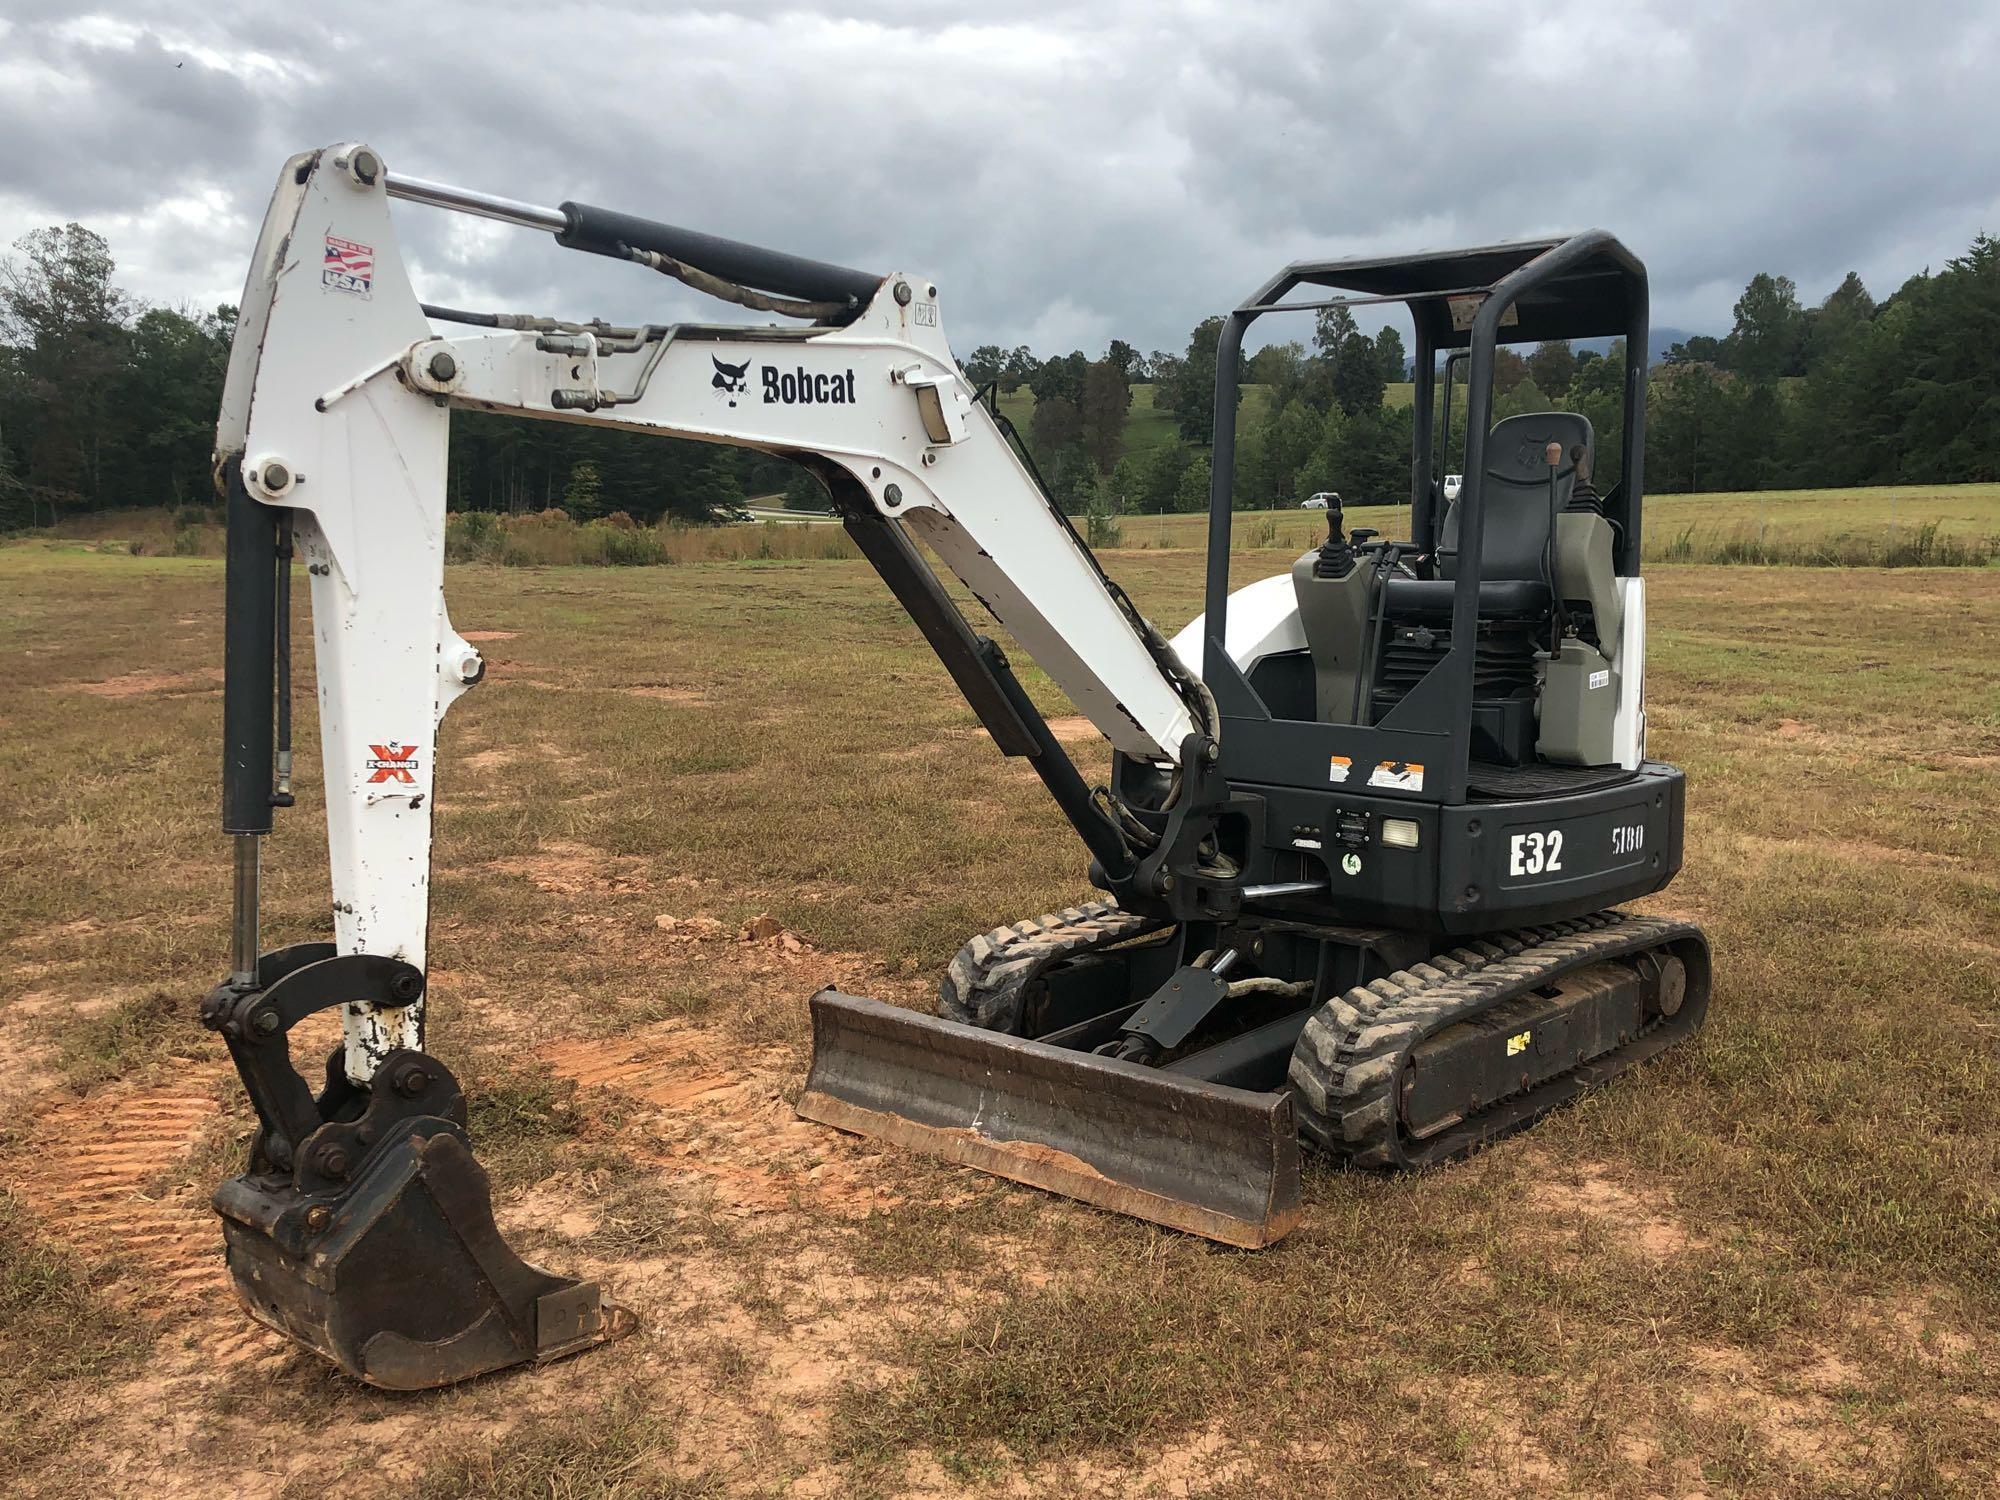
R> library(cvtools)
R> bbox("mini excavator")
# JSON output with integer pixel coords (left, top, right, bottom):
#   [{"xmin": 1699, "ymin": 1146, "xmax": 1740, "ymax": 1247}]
[{"xmin": 203, "ymin": 143, "xmax": 1710, "ymax": 1389}]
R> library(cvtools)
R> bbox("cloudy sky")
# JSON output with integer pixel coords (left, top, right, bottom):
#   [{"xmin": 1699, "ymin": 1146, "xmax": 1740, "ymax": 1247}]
[{"xmin": 2, "ymin": 1, "xmax": 1995, "ymax": 356}]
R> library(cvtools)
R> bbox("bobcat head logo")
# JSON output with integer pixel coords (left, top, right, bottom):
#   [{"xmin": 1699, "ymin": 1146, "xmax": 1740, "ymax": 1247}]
[{"xmin": 711, "ymin": 355, "xmax": 751, "ymax": 406}]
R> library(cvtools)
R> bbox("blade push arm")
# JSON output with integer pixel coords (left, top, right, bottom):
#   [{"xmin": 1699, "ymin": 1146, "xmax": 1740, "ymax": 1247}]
[{"xmin": 218, "ymin": 143, "xmax": 1210, "ymax": 1086}]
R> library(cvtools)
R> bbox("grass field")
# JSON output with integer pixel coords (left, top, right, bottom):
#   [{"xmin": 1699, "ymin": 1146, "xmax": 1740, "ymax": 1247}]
[
  {"xmin": 27, "ymin": 482, "xmax": 2000, "ymax": 572},
  {"xmin": 3, "ymin": 545, "xmax": 1998, "ymax": 1498},
  {"xmin": 1116, "ymin": 483, "xmax": 2000, "ymax": 565}
]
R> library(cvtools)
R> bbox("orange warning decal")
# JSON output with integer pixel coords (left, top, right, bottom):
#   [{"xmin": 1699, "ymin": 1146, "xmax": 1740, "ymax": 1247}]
[
  {"xmin": 1367, "ymin": 760, "xmax": 1424, "ymax": 791},
  {"xmin": 366, "ymin": 743, "xmax": 419, "ymax": 784}
]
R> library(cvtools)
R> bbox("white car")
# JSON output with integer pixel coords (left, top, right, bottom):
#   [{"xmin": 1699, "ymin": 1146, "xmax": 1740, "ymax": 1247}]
[
  {"xmin": 1301, "ymin": 491, "xmax": 1340, "ymax": 510},
  {"xmin": 1443, "ymin": 473, "xmax": 1464, "ymax": 502}
]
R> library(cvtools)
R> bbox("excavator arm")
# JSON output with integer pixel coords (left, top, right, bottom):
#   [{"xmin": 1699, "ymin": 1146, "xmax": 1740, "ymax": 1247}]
[{"xmin": 202, "ymin": 144, "xmax": 1239, "ymax": 1388}]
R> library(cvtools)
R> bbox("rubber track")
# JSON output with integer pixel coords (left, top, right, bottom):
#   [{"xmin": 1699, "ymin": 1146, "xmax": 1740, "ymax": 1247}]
[
  {"xmin": 939, "ymin": 899, "xmax": 1168, "ymax": 1032},
  {"xmin": 1287, "ymin": 910, "xmax": 1706, "ymax": 1170}
]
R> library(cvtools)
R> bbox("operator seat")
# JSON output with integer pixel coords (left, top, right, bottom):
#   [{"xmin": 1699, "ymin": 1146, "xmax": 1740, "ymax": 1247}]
[
  {"xmin": 1386, "ymin": 411, "xmax": 1595, "ymax": 619},
  {"xmin": 1367, "ymin": 412, "xmax": 1596, "ymax": 765}
]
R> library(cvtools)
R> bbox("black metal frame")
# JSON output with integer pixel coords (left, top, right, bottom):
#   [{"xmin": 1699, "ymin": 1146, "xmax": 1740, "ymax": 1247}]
[{"xmin": 1202, "ymin": 232, "xmax": 1651, "ymax": 806}]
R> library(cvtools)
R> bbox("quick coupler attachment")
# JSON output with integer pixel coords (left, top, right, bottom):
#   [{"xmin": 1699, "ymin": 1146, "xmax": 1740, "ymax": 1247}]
[
  {"xmin": 200, "ymin": 944, "xmax": 630, "ymax": 1389},
  {"xmin": 798, "ymin": 990, "xmax": 1300, "ymax": 1248}
]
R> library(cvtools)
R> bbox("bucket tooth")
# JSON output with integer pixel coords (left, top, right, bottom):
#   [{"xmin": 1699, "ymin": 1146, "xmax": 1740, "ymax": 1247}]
[{"xmin": 798, "ymin": 989, "xmax": 1300, "ymax": 1249}]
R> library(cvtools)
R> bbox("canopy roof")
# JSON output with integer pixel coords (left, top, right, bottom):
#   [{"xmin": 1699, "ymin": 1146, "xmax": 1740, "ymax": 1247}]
[{"xmin": 1270, "ymin": 233, "xmax": 1646, "ymax": 348}]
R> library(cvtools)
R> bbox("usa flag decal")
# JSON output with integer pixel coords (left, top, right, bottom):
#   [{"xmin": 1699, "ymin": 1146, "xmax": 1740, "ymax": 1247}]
[{"xmin": 323, "ymin": 234, "xmax": 374, "ymax": 297}]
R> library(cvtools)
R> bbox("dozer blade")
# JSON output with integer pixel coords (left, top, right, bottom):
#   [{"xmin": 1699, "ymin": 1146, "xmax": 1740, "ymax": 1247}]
[{"xmin": 798, "ymin": 990, "xmax": 1300, "ymax": 1248}]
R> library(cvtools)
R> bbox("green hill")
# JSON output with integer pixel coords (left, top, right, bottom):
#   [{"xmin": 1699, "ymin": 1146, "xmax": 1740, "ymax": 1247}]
[
  {"xmin": 994, "ymin": 380, "xmax": 1412, "ymax": 463},
  {"xmin": 992, "ymin": 382, "xmax": 1280, "ymax": 464}
]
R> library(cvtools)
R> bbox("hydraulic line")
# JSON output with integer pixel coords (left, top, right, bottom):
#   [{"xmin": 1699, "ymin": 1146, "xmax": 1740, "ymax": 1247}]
[{"xmin": 273, "ymin": 511, "xmax": 295, "ymax": 805}]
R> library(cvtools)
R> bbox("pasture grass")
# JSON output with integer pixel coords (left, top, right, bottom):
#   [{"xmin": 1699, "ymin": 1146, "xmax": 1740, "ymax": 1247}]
[
  {"xmin": 401, "ymin": 1398, "xmax": 720, "ymax": 1500},
  {"xmin": 993, "ymin": 381, "xmax": 1261, "ymax": 464},
  {"xmin": 1, "ymin": 544, "xmax": 1996, "ymax": 1496},
  {"xmin": 1115, "ymin": 482, "xmax": 2000, "ymax": 562},
  {"xmin": 1010, "ymin": 477, "xmax": 1999, "ymax": 566},
  {"xmin": 22, "ymin": 480, "xmax": 1997, "ymax": 571},
  {"xmin": 0, "ymin": 1192, "xmax": 145, "ymax": 1470}
]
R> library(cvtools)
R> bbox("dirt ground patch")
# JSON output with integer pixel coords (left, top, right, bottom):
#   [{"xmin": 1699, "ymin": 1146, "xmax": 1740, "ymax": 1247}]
[
  {"xmin": 1040, "ymin": 716, "xmax": 1099, "ymax": 745},
  {"xmin": 485, "ymin": 841, "xmax": 655, "ymax": 896},
  {"xmin": 70, "ymin": 667, "xmax": 223, "ymax": 698},
  {"xmin": 457, "ymin": 746, "xmax": 518, "ymax": 775},
  {"xmin": 942, "ymin": 715, "xmax": 1100, "ymax": 747},
  {"xmin": 1525, "ymin": 1155, "xmax": 1707, "ymax": 1259},
  {"xmin": 9, "ymin": 1084, "xmax": 233, "ymax": 1306},
  {"xmin": 623, "ymin": 683, "xmax": 710, "ymax": 704},
  {"xmin": 542, "ymin": 1013, "xmax": 905, "ymax": 1220}
]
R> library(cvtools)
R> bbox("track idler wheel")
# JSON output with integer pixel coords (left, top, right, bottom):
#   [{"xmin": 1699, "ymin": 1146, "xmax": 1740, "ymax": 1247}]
[{"xmin": 202, "ymin": 947, "xmax": 630, "ymax": 1389}]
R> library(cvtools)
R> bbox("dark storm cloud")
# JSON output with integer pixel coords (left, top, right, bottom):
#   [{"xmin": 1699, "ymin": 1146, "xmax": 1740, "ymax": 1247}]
[{"xmin": 1, "ymin": 2, "xmax": 1994, "ymax": 353}]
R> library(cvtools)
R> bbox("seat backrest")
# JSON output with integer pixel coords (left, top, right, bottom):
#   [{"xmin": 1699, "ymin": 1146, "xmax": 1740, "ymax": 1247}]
[{"xmin": 1441, "ymin": 412, "xmax": 1594, "ymax": 581}]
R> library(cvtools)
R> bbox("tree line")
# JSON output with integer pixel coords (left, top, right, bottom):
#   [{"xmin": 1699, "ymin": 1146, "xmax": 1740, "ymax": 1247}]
[
  {"xmin": 0, "ymin": 224, "xmax": 785, "ymax": 530},
  {"xmin": 2, "ymin": 221, "xmax": 1995, "ymax": 533},
  {"xmin": 982, "ymin": 231, "xmax": 1998, "ymax": 523}
]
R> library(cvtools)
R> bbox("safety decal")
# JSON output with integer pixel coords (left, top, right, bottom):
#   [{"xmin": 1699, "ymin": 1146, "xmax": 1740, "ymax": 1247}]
[
  {"xmin": 1368, "ymin": 760, "xmax": 1425, "ymax": 791},
  {"xmin": 366, "ymin": 743, "xmax": 419, "ymax": 784},
  {"xmin": 1506, "ymin": 1029, "xmax": 1532, "ymax": 1056},
  {"xmin": 1340, "ymin": 852, "xmax": 1363, "ymax": 876},
  {"xmin": 323, "ymin": 234, "xmax": 374, "ymax": 297},
  {"xmin": 1328, "ymin": 754, "xmax": 1352, "ymax": 784}
]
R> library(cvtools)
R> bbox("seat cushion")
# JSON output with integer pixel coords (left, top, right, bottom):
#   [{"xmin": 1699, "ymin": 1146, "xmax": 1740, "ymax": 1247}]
[{"xmin": 1383, "ymin": 577, "xmax": 1550, "ymax": 619}]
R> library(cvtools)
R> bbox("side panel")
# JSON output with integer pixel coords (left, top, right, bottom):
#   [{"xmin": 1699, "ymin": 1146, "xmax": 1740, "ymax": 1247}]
[
  {"xmin": 1238, "ymin": 765, "xmax": 1685, "ymax": 934},
  {"xmin": 1435, "ymin": 766, "xmax": 1684, "ymax": 932},
  {"xmin": 1169, "ymin": 572, "xmax": 1306, "ymax": 676}
]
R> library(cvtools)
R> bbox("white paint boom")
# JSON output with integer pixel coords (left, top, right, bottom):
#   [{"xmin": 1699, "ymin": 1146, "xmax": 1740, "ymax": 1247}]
[{"xmin": 222, "ymin": 143, "xmax": 1198, "ymax": 1082}]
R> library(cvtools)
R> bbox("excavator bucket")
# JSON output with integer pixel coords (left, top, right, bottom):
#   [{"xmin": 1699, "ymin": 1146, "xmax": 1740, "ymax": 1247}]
[
  {"xmin": 201, "ymin": 950, "xmax": 631, "ymax": 1390},
  {"xmin": 213, "ymin": 1122, "xmax": 629, "ymax": 1391},
  {"xmin": 797, "ymin": 991, "xmax": 1301, "ymax": 1248}
]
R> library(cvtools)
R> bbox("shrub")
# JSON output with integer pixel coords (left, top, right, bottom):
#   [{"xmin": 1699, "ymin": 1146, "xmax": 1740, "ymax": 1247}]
[
  {"xmin": 593, "ymin": 523, "xmax": 666, "ymax": 565},
  {"xmin": 445, "ymin": 509, "xmax": 503, "ymax": 563}
]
